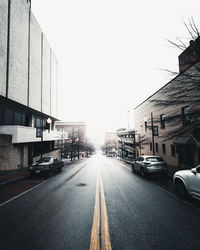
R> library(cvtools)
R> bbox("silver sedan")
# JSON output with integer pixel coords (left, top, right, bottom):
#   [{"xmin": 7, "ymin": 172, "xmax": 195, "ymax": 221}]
[{"xmin": 132, "ymin": 155, "xmax": 168, "ymax": 178}]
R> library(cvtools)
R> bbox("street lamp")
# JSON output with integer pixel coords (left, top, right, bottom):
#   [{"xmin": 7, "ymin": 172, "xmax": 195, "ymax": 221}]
[{"xmin": 40, "ymin": 117, "xmax": 52, "ymax": 159}]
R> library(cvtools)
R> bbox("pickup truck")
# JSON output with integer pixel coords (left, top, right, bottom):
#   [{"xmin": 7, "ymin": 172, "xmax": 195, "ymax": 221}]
[{"xmin": 29, "ymin": 156, "xmax": 64, "ymax": 175}]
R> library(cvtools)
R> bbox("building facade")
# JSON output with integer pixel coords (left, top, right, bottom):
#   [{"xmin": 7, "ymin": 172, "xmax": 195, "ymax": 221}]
[
  {"xmin": 0, "ymin": 0, "xmax": 61, "ymax": 170},
  {"xmin": 134, "ymin": 38, "xmax": 200, "ymax": 175},
  {"xmin": 117, "ymin": 129, "xmax": 135, "ymax": 160}
]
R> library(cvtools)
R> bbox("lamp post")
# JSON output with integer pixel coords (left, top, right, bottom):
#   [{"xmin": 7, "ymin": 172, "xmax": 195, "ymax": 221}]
[
  {"xmin": 40, "ymin": 117, "xmax": 52, "ymax": 159},
  {"xmin": 75, "ymin": 137, "xmax": 80, "ymax": 159}
]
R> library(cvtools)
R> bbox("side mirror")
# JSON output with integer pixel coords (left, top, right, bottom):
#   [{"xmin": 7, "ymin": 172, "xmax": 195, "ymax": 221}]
[{"xmin": 191, "ymin": 168, "xmax": 197, "ymax": 175}]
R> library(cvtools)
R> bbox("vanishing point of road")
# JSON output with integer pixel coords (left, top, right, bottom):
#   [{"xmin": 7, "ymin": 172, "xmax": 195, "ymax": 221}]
[{"xmin": 0, "ymin": 154, "xmax": 200, "ymax": 250}]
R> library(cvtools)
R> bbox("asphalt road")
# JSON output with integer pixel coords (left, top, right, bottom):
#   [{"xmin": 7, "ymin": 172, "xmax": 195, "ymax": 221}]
[{"xmin": 0, "ymin": 154, "xmax": 200, "ymax": 250}]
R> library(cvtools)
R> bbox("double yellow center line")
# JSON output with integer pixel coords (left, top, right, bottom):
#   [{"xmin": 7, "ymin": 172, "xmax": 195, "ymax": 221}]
[{"xmin": 89, "ymin": 169, "xmax": 112, "ymax": 250}]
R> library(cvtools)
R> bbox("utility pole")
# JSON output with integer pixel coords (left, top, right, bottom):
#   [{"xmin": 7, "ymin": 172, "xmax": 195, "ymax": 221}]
[
  {"xmin": 70, "ymin": 128, "xmax": 74, "ymax": 161},
  {"xmin": 128, "ymin": 110, "xmax": 130, "ymax": 130},
  {"xmin": 151, "ymin": 112, "xmax": 155, "ymax": 155}
]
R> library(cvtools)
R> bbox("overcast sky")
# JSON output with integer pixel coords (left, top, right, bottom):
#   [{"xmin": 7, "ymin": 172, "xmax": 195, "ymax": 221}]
[{"xmin": 32, "ymin": 0, "xmax": 200, "ymax": 145}]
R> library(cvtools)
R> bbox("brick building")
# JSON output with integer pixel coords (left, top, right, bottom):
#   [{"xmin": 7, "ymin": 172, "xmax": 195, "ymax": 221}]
[{"xmin": 134, "ymin": 38, "xmax": 200, "ymax": 175}]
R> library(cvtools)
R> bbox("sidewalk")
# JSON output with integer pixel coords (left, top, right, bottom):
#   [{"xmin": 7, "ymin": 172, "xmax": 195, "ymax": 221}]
[
  {"xmin": 0, "ymin": 168, "xmax": 29, "ymax": 186},
  {"xmin": 0, "ymin": 157, "xmax": 81, "ymax": 186}
]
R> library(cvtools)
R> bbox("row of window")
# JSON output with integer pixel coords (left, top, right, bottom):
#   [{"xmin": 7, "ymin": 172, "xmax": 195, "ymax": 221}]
[
  {"xmin": 150, "ymin": 142, "xmax": 176, "ymax": 157},
  {"xmin": 0, "ymin": 106, "xmax": 30, "ymax": 126},
  {"xmin": 120, "ymin": 134, "xmax": 134, "ymax": 138},
  {"xmin": 144, "ymin": 106, "xmax": 190, "ymax": 131},
  {"xmin": 0, "ymin": 106, "xmax": 54, "ymax": 130}
]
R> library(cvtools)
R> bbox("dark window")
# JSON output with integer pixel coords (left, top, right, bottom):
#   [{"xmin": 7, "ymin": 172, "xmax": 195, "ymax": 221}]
[
  {"xmin": 22, "ymin": 114, "xmax": 26, "ymax": 126},
  {"xmin": 145, "ymin": 121, "xmax": 147, "ymax": 131},
  {"xmin": 0, "ymin": 106, "xmax": 3, "ymax": 125},
  {"xmin": 14, "ymin": 111, "xmax": 22, "ymax": 125},
  {"xmin": 4, "ymin": 109, "xmax": 13, "ymax": 125},
  {"xmin": 171, "ymin": 145, "xmax": 175, "ymax": 157},
  {"xmin": 34, "ymin": 117, "xmax": 42, "ymax": 128},
  {"xmin": 150, "ymin": 142, "xmax": 152, "ymax": 151},
  {"xmin": 155, "ymin": 143, "xmax": 158, "ymax": 152},
  {"xmin": 146, "ymin": 157, "xmax": 164, "ymax": 162},
  {"xmin": 182, "ymin": 106, "xmax": 190, "ymax": 126},
  {"xmin": 160, "ymin": 114, "xmax": 165, "ymax": 129},
  {"xmin": 198, "ymin": 148, "xmax": 200, "ymax": 164},
  {"xmin": 162, "ymin": 144, "xmax": 166, "ymax": 154}
]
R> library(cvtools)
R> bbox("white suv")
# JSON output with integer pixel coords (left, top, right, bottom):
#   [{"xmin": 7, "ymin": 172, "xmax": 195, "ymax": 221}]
[{"xmin": 173, "ymin": 165, "xmax": 200, "ymax": 200}]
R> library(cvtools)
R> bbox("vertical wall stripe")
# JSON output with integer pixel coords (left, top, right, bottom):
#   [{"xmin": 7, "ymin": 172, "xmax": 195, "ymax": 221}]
[
  {"xmin": 41, "ymin": 32, "xmax": 43, "ymax": 112},
  {"xmin": 6, "ymin": 0, "xmax": 11, "ymax": 98},
  {"xmin": 56, "ymin": 61, "xmax": 58, "ymax": 118},
  {"xmin": 27, "ymin": 6, "xmax": 31, "ymax": 106},
  {"xmin": 50, "ymin": 49, "xmax": 52, "ymax": 116}
]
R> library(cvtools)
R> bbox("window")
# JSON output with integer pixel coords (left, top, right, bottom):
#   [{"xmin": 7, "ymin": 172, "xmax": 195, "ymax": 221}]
[
  {"xmin": 14, "ymin": 112, "xmax": 22, "ymax": 125},
  {"xmin": 34, "ymin": 117, "xmax": 42, "ymax": 128},
  {"xmin": 171, "ymin": 145, "xmax": 175, "ymax": 157},
  {"xmin": 155, "ymin": 143, "xmax": 158, "ymax": 152},
  {"xmin": 162, "ymin": 144, "xmax": 166, "ymax": 154},
  {"xmin": 150, "ymin": 142, "xmax": 152, "ymax": 151},
  {"xmin": 146, "ymin": 157, "xmax": 164, "ymax": 162},
  {"xmin": 4, "ymin": 109, "xmax": 13, "ymax": 125},
  {"xmin": 0, "ymin": 106, "xmax": 3, "ymax": 125},
  {"xmin": 160, "ymin": 114, "xmax": 165, "ymax": 129},
  {"xmin": 182, "ymin": 106, "xmax": 190, "ymax": 126}
]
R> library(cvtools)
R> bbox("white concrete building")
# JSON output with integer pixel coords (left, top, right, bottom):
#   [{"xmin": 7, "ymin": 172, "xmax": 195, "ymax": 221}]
[{"xmin": 0, "ymin": 0, "xmax": 62, "ymax": 170}]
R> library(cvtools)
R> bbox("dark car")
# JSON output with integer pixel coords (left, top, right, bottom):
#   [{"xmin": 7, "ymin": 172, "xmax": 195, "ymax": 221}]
[
  {"xmin": 29, "ymin": 156, "xmax": 64, "ymax": 175},
  {"xmin": 132, "ymin": 155, "xmax": 168, "ymax": 178}
]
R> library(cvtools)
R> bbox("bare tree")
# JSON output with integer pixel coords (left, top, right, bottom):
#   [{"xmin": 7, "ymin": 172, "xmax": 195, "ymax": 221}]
[{"xmin": 151, "ymin": 17, "xmax": 200, "ymax": 141}]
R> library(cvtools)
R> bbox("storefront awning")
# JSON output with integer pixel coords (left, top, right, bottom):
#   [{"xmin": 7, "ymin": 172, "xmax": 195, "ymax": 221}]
[{"xmin": 173, "ymin": 136, "xmax": 196, "ymax": 145}]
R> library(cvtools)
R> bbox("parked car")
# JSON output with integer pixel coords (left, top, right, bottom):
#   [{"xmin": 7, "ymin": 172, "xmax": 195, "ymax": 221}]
[
  {"xmin": 173, "ymin": 165, "xmax": 200, "ymax": 200},
  {"xmin": 29, "ymin": 156, "xmax": 64, "ymax": 175},
  {"xmin": 131, "ymin": 155, "xmax": 168, "ymax": 178}
]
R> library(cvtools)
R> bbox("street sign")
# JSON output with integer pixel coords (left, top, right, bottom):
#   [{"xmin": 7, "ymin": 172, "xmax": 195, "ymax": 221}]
[
  {"xmin": 153, "ymin": 126, "xmax": 159, "ymax": 136},
  {"xmin": 36, "ymin": 128, "xmax": 42, "ymax": 138}
]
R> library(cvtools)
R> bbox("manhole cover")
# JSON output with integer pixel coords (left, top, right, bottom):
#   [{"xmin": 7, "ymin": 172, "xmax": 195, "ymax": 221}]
[{"xmin": 76, "ymin": 183, "xmax": 87, "ymax": 187}]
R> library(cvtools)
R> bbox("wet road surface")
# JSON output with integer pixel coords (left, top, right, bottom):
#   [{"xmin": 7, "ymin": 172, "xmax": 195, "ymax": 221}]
[{"xmin": 0, "ymin": 154, "xmax": 200, "ymax": 250}]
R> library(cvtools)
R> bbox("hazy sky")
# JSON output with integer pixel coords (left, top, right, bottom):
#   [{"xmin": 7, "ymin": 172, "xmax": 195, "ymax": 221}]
[{"xmin": 32, "ymin": 0, "xmax": 200, "ymax": 144}]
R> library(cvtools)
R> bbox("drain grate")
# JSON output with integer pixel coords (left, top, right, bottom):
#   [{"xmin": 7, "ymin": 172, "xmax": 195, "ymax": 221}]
[{"xmin": 75, "ymin": 183, "xmax": 87, "ymax": 187}]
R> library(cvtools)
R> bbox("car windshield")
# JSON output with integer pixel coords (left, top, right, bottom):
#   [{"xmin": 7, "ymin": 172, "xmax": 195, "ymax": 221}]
[
  {"xmin": 38, "ymin": 157, "xmax": 52, "ymax": 163},
  {"xmin": 146, "ymin": 157, "xmax": 164, "ymax": 162}
]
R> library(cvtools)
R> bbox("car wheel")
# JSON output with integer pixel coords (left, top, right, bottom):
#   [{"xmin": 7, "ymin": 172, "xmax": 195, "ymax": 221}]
[
  {"xmin": 175, "ymin": 180, "xmax": 189, "ymax": 200},
  {"xmin": 48, "ymin": 169, "xmax": 54, "ymax": 176},
  {"xmin": 132, "ymin": 165, "xmax": 136, "ymax": 173},
  {"xmin": 140, "ymin": 167, "xmax": 145, "ymax": 178}
]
